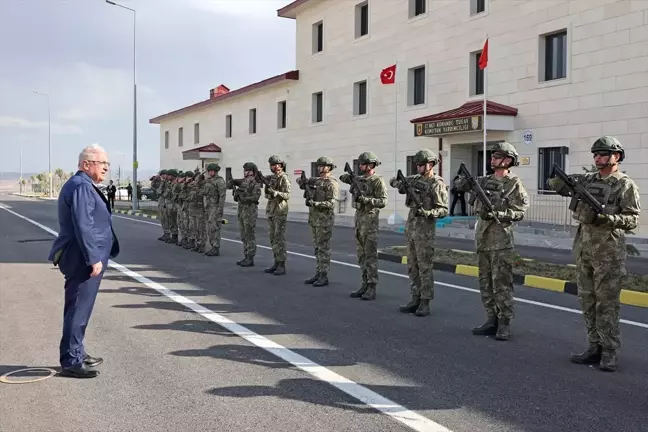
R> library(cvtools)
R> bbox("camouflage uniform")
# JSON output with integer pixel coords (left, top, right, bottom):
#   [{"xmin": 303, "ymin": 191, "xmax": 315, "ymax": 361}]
[
  {"xmin": 263, "ymin": 155, "xmax": 292, "ymax": 275},
  {"xmin": 160, "ymin": 170, "xmax": 178, "ymax": 244},
  {"xmin": 455, "ymin": 142, "xmax": 529, "ymax": 340},
  {"xmin": 202, "ymin": 163, "xmax": 227, "ymax": 256},
  {"xmin": 547, "ymin": 136, "xmax": 641, "ymax": 372},
  {"xmin": 187, "ymin": 172, "xmax": 206, "ymax": 252},
  {"xmin": 230, "ymin": 162, "xmax": 262, "ymax": 266},
  {"xmin": 177, "ymin": 173, "xmax": 192, "ymax": 247},
  {"xmin": 340, "ymin": 152, "xmax": 388, "ymax": 300},
  {"xmin": 298, "ymin": 156, "xmax": 340, "ymax": 286},
  {"xmin": 389, "ymin": 149, "xmax": 449, "ymax": 317}
]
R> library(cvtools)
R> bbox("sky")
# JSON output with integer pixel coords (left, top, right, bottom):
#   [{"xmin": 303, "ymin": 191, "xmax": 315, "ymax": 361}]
[{"xmin": 0, "ymin": 0, "xmax": 295, "ymax": 178}]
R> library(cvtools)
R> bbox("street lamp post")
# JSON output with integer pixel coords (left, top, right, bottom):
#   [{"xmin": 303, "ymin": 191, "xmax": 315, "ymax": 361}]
[
  {"xmin": 106, "ymin": 0, "xmax": 138, "ymax": 210},
  {"xmin": 19, "ymin": 142, "xmax": 23, "ymax": 194},
  {"xmin": 32, "ymin": 90, "xmax": 51, "ymax": 198}
]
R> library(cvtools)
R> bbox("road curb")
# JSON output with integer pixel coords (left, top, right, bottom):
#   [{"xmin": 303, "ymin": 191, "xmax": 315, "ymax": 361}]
[
  {"xmin": 113, "ymin": 209, "xmax": 229, "ymax": 224},
  {"xmin": 377, "ymin": 251, "xmax": 648, "ymax": 309}
]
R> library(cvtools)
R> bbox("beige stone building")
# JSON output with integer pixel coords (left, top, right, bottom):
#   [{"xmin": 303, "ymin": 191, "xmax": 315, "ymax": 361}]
[{"xmin": 149, "ymin": 0, "xmax": 648, "ymax": 234}]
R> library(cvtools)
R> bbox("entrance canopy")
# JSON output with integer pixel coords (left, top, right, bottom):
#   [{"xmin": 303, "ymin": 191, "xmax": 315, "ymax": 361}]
[
  {"xmin": 182, "ymin": 143, "xmax": 222, "ymax": 161},
  {"xmin": 411, "ymin": 100, "xmax": 518, "ymax": 137}
]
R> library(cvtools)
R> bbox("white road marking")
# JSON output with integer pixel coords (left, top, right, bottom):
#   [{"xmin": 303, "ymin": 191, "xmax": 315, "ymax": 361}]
[
  {"xmin": 0, "ymin": 203, "xmax": 454, "ymax": 432},
  {"xmin": 111, "ymin": 214, "xmax": 648, "ymax": 330}
]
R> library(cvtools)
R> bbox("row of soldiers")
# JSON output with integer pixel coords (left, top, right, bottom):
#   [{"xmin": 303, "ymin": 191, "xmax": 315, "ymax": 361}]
[{"xmin": 150, "ymin": 136, "xmax": 640, "ymax": 373}]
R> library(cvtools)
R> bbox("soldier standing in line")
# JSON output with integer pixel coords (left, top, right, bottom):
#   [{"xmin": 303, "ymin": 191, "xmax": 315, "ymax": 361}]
[
  {"xmin": 297, "ymin": 156, "xmax": 339, "ymax": 287},
  {"xmin": 340, "ymin": 152, "xmax": 388, "ymax": 301},
  {"xmin": 261, "ymin": 155, "xmax": 291, "ymax": 275},
  {"xmin": 173, "ymin": 173, "xmax": 187, "ymax": 247},
  {"xmin": 454, "ymin": 142, "xmax": 529, "ymax": 341},
  {"xmin": 188, "ymin": 170, "xmax": 206, "ymax": 253},
  {"xmin": 202, "ymin": 163, "xmax": 227, "ymax": 256},
  {"xmin": 389, "ymin": 149, "xmax": 449, "ymax": 317},
  {"xmin": 164, "ymin": 169, "xmax": 179, "ymax": 244},
  {"xmin": 152, "ymin": 169, "xmax": 168, "ymax": 242},
  {"xmin": 547, "ymin": 136, "xmax": 641, "ymax": 372},
  {"xmin": 181, "ymin": 172, "xmax": 196, "ymax": 250},
  {"xmin": 229, "ymin": 162, "xmax": 262, "ymax": 267}
]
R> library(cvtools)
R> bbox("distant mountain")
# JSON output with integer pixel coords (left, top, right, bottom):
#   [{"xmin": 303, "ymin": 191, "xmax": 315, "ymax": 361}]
[{"xmin": 0, "ymin": 172, "xmax": 38, "ymax": 181}]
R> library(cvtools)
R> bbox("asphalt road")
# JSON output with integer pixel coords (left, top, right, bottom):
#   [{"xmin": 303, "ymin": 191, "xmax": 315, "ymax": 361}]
[{"xmin": 1, "ymin": 195, "xmax": 647, "ymax": 432}]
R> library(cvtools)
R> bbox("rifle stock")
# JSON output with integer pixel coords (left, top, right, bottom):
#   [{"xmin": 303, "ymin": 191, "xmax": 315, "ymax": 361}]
[
  {"xmin": 458, "ymin": 163, "xmax": 501, "ymax": 225},
  {"xmin": 300, "ymin": 171, "xmax": 315, "ymax": 205},
  {"xmin": 396, "ymin": 169, "xmax": 424, "ymax": 212},
  {"xmin": 550, "ymin": 163, "xmax": 605, "ymax": 215},
  {"xmin": 344, "ymin": 162, "xmax": 365, "ymax": 199}
]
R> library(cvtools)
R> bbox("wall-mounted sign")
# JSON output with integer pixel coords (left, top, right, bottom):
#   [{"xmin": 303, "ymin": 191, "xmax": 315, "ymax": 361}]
[
  {"xmin": 523, "ymin": 130, "xmax": 533, "ymax": 145},
  {"xmin": 414, "ymin": 115, "xmax": 483, "ymax": 137},
  {"xmin": 293, "ymin": 169, "xmax": 303, "ymax": 175},
  {"xmin": 520, "ymin": 157, "xmax": 531, "ymax": 165}
]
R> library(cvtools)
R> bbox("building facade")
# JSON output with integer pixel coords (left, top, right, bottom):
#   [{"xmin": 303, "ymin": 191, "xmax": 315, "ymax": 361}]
[{"xmin": 149, "ymin": 0, "xmax": 648, "ymax": 234}]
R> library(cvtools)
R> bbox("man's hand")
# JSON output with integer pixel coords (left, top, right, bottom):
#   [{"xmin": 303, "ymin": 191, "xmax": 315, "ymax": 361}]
[{"xmin": 90, "ymin": 262, "xmax": 103, "ymax": 277}]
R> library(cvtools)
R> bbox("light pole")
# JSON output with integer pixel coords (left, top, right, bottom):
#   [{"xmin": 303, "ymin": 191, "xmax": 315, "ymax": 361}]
[
  {"xmin": 32, "ymin": 90, "xmax": 51, "ymax": 198},
  {"xmin": 106, "ymin": 0, "xmax": 138, "ymax": 210},
  {"xmin": 19, "ymin": 142, "xmax": 23, "ymax": 194}
]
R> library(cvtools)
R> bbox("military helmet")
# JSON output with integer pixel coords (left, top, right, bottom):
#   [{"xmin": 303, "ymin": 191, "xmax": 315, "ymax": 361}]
[
  {"xmin": 315, "ymin": 156, "xmax": 336, "ymax": 169},
  {"xmin": 413, "ymin": 149, "xmax": 438, "ymax": 166},
  {"xmin": 268, "ymin": 155, "xmax": 285, "ymax": 166},
  {"xmin": 358, "ymin": 151, "xmax": 381, "ymax": 166},
  {"xmin": 166, "ymin": 169, "xmax": 178, "ymax": 177},
  {"xmin": 491, "ymin": 141, "xmax": 519, "ymax": 166},
  {"xmin": 591, "ymin": 136, "xmax": 625, "ymax": 162},
  {"xmin": 159, "ymin": 169, "xmax": 168, "ymax": 175},
  {"xmin": 185, "ymin": 171, "xmax": 195, "ymax": 178},
  {"xmin": 206, "ymin": 163, "xmax": 220, "ymax": 172},
  {"xmin": 243, "ymin": 162, "xmax": 258, "ymax": 171}
]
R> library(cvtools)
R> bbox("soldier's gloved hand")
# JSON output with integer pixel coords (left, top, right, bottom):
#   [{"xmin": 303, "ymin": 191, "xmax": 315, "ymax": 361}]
[
  {"xmin": 266, "ymin": 187, "xmax": 276, "ymax": 196},
  {"xmin": 305, "ymin": 199, "xmax": 313, "ymax": 207},
  {"xmin": 595, "ymin": 213, "xmax": 613, "ymax": 225},
  {"xmin": 388, "ymin": 178, "xmax": 399, "ymax": 188},
  {"xmin": 356, "ymin": 196, "xmax": 370, "ymax": 204},
  {"xmin": 415, "ymin": 208, "xmax": 431, "ymax": 218},
  {"xmin": 398, "ymin": 185, "xmax": 407, "ymax": 194}
]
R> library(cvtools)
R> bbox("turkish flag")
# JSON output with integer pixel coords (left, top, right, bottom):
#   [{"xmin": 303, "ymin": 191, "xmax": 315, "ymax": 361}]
[
  {"xmin": 478, "ymin": 39, "xmax": 488, "ymax": 70},
  {"xmin": 380, "ymin": 65, "xmax": 396, "ymax": 84}
]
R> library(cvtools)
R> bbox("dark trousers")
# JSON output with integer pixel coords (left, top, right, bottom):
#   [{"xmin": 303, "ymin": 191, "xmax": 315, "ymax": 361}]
[
  {"xmin": 450, "ymin": 193, "xmax": 467, "ymax": 216},
  {"xmin": 108, "ymin": 195, "xmax": 115, "ymax": 209},
  {"xmin": 59, "ymin": 273, "xmax": 103, "ymax": 368}
]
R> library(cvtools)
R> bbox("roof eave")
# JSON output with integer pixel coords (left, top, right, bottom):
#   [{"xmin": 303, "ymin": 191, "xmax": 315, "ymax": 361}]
[{"xmin": 277, "ymin": 0, "xmax": 313, "ymax": 19}]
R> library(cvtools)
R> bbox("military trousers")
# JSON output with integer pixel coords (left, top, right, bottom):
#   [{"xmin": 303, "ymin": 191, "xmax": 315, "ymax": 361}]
[
  {"xmin": 158, "ymin": 200, "xmax": 168, "ymax": 233},
  {"xmin": 167, "ymin": 204, "xmax": 178, "ymax": 235},
  {"xmin": 355, "ymin": 217, "xmax": 379, "ymax": 285},
  {"xmin": 178, "ymin": 206, "xmax": 188, "ymax": 240},
  {"xmin": 189, "ymin": 206, "xmax": 204, "ymax": 246},
  {"xmin": 238, "ymin": 205, "xmax": 258, "ymax": 258},
  {"xmin": 406, "ymin": 229, "xmax": 436, "ymax": 300},
  {"xmin": 311, "ymin": 223, "xmax": 333, "ymax": 274},
  {"xmin": 206, "ymin": 210, "xmax": 223, "ymax": 250},
  {"xmin": 477, "ymin": 248, "xmax": 515, "ymax": 320},
  {"xmin": 268, "ymin": 215, "xmax": 287, "ymax": 263},
  {"xmin": 576, "ymin": 248, "xmax": 624, "ymax": 350}
]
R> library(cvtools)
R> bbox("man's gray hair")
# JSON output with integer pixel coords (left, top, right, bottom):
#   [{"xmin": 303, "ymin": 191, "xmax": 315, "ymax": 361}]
[{"xmin": 78, "ymin": 144, "xmax": 107, "ymax": 168}]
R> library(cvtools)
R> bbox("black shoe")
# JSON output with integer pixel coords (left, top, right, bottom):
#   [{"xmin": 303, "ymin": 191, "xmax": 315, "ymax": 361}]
[
  {"xmin": 304, "ymin": 272, "xmax": 320, "ymax": 284},
  {"xmin": 313, "ymin": 273, "xmax": 329, "ymax": 286},
  {"xmin": 264, "ymin": 262, "xmax": 278, "ymax": 273},
  {"xmin": 59, "ymin": 363, "xmax": 100, "ymax": 379},
  {"xmin": 84, "ymin": 354, "xmax": 103, "ymax": 367}
]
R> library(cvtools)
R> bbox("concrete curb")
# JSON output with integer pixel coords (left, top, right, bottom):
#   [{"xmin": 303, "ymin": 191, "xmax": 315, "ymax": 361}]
[
  {"xmin": 377, "ymin": 251, "xmax": 648, "ymax": 309},
  {"xmin": 114, "ymin": 209, "xmax": 229, "ymax": 224}
]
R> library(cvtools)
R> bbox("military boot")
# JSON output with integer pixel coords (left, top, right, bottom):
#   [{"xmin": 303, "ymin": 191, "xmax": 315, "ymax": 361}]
[
  {"xmin": 264, "ymin": 261, "xmax": 278, "ymax": 273},
  {"xmin": 313, "ymin": 273, "xmax": 329, "ymax": 286},
  {"xmin": 158, "ymin": 233, "xmax": 170, "ymax": 242},
  {"xmin": 183, "ymin": 239, "xmax": 195, "ymax": 250},
  {"xmin": 273, "ymin": 262, "xmax": 286, "ymax": 275},
  {"xmin": 472, "ymin": 315, "xmax": 498, "ymax": 336},
  {"xmin": 167, "ymin": 234, "xmax": 178, "ymax": 245},
  {"xmin": 205, "ymin": 247, "xmax": 220, "ymax": 256},
  {"xmin": 178, "ymin": 238, "xmax": 187, "ymax": 247},
  {"xmin": 350, "ymin": 283, "xmax": 368, "ymax": 298},
  {"xmin": 239, "ymin": 257, "xmax": 255, "ymax": 267},
  {"xmin": 495, "ymin": 318, "xmax": 510, "ymax": 341},
  {"xmin": 304, "ymin": 272, "xmax": 320, "ymax": 284},
  {"xmin": 236, "ymin": 257, "xmax": 246, "ymax": 266},
  {"xmin": 191, "ymin": 242, "xmax": 201, "ymax": 252},
  {"xmin": 570, "ymin": 343, "xmax": 602, "ymax": 365},
  {"xmin": 415, "ymin": 299, "xmax": 430, "ymax": 317},
  {"xmin": 196, "ymin": 244, "xmax": 205, "ymax": 254},
  {"xmin": 361, "ymin": 284, "xmax": 376, "ymax": 300},
  {"xmin": 599, "ymin": 349, "xmax": 617, "ymax": 372},
  {"xmin": 399, "ymin": 295, "xmax": 420, "ymax": 314}
]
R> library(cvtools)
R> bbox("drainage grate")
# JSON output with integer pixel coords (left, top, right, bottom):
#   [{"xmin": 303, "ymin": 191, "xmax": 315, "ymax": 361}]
[{"xmin": 17, "ymin": 239, "xmax": 53, "ymax": 243}]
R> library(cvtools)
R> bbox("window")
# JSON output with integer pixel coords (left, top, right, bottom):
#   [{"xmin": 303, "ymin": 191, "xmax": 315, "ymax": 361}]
[
  {"xmin": 353, "ymin": 80, "xmax": 367, "ymax": 116},
  {"xmin": 312, "ymin": 92, "xmax": 323, "ymax": 123},
  {"xmin": 249, "ymin": 108, "xmax": 257, "ymax": 134},
  {"xmin": 406, "ymin": 155, "xmax": 417, "ymax": 176},
  {"xmin": 470, "ymin": 0, "xmax": 486, "ymax": 15},
  {"xmin": 310, "ymin": 162, "xmax": 318, "ymax": 178},
  {"xmin": 164, "ymin": 131, "xmax": 169, "ymax": 149},
  {"xmin": 543, "ymin": 30, "xmax": 567, "ymax": 81},
  {"xmin": 225, "ymin": 114, "xmax": 232, "ymax": 138},
  {"xmin": 408, "ymin": 66, "xmax": 425, "ymax": 106},
  {"xmin": 312, "ymin": 21, "xmax": 323, "ymax": 53},
  {"xmin": 277, "ymin": 101, "xmax": 287, "ymax": 129},
  {"xmin": 538, "ymin": 146, "xmax": 569, "ymax": 192},
  {"xmin": 225, "ymin": 167, "xmax": 232, "ymax": 182},
  {"xmin": 194, "ymin": 123, "xmax": 199, "ymax": 144},
  {"xmin": 355, "ymin": 1, "xmax": 369, "ymax": 38},
  {"xmin": 409, "ymin": 0, "xmax": 426, "ymax": 18},
  {"xmin": 178, "ymin": 127, "xmax": 183, "ymax": 147},
  {"xmin": 471, "ymin": 50, "xmax": 485, "ymax": 96}
]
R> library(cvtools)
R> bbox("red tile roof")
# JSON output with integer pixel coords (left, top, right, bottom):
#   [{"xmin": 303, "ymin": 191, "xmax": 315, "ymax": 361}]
[
  {"xmin": 410, "ymin": 100, "xmax": 518, "ymax": 124},
  {"xmin": 182, "ymin": 143, "xmax": 222, "ymax": 153},
  {"xmin": 277, "ymin": 0, "xmax": 315, "ymax": 18},
  {"xmin": 149, "ymin": 70, "xmax": 299, "ymax": 124}
]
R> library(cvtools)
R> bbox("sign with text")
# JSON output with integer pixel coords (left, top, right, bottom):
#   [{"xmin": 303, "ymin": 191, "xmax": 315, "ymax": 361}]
[{"xmin": 414, "ymin": 115, "xmax": 483, "ymax": 137}]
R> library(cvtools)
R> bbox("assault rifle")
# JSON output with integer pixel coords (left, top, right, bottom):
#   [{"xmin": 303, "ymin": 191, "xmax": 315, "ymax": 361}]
[
  {"xmin": 344, "ymin": 162, "xmax": 366, "ymax": 200},
  {"xmin": 300, "ymin": 170, "xmax": 315, "ymax": 206},
  {"xmin": 550, "ymin": 163, "xmax": 605, "ymax": 216},
  {"xmin": 225, "ymin": 170, "xmax": 243, "ymax": 201},
  {"xmin": 458, "ymin": 163, "xmax": 501, "ymax": 225},
  {"xmin": 396, "ymin": 169, "xmax": 424, "ymax": 212},
  {"xmin": 253, "ymin": 168, "xmax": 271, "ymax": 188}
]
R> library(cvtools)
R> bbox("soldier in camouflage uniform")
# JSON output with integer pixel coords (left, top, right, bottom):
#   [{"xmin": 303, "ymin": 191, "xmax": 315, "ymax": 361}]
[
  {"xmin": 152, "ymin": 170, "xmax": 168, "ymax": 241},
  {"xmin": 174, "ymin": 173, "xmax": 188, "ymax": 247},
  {"xmin": 340, "ymin": 152, "xmax": 388, "ymax": 300},
  {"xmin": 547, "ymin": 136, "xmax": 641, "ymax": 372},
  {"xmin": 297, "ymin": 156, "xmax": 340, "ymax": 286},
  {"xmin": 202, "ymin": 163, "xmax": 227, "ymax": 256},
  {"xmin": 187, "ymin": 170, "xmax": 206, "ymax": 253},
  {"xmin": 229, "ymin": 162, "xmax": 262, "ymax": 267},
  {"xmin": 163, "ymin": 169, "xmax": 179, "ymax": 244},
  {"xmin": 389, "ymin": 149, "xmax": 449, "ymax": 317},
  {"xmin": 179, "ymin": 172, "xmax": 194, "ymax": 248},
  {"xmin": 454, "ymin": 142, "xmax": 529, "ymax": 340},
  {"xmin": 262, "ymin": 155, "xmax": 291, "ymax": 275}
]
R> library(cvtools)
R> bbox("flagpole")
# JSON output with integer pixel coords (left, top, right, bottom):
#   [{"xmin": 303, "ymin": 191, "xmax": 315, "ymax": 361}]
[
  {"xmin": 482, "ymin": 35, "xmax": 488, "ymax": 177},
  {"xmin": 393, "ymin": 62, "xmax": 398, "ymax": 215}
]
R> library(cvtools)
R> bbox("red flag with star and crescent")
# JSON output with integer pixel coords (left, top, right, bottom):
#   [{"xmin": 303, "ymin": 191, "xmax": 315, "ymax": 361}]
[{"xmin": 380, "ymin": 65, "xmax": 396, "ymax": 84}]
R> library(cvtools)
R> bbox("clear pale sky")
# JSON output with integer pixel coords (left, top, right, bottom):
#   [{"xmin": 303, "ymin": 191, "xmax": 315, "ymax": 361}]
[{"xmin": 0, "ymin": 0, "xmax": 295, "ymax": 175}]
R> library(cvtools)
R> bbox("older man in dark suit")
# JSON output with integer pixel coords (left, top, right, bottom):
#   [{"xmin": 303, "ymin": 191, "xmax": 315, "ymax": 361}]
[{"xmin": 48, "ymin": 144, "xmax": 120, "ymax": 378}]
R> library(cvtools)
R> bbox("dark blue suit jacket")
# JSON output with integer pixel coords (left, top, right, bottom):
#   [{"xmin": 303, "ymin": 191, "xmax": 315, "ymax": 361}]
[{"xmin": 48, "ymin": 171, "xmax": 120, "ymax": 281}]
